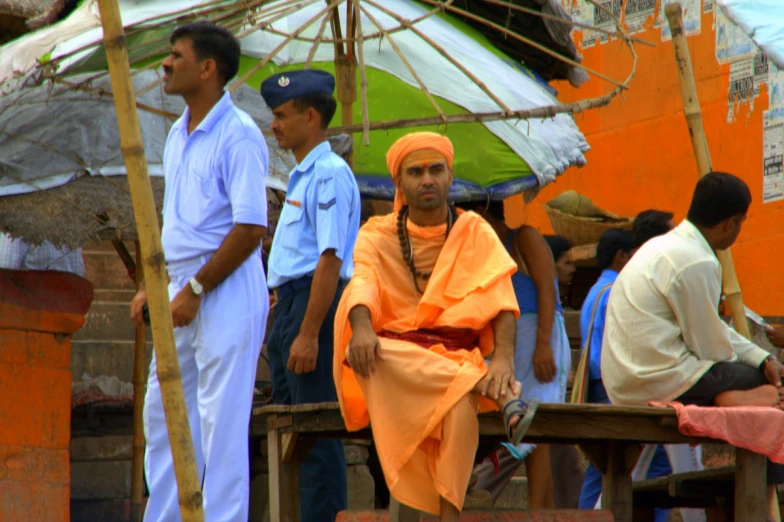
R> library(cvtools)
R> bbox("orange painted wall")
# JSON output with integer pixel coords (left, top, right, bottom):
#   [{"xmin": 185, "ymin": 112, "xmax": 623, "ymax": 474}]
[{"xmin": 506, "ymin": 7, "xmax": 784, "ymax": 316}]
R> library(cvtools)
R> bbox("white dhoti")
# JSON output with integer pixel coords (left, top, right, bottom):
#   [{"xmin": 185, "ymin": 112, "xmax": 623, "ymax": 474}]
[{"xmin": 143, "ymin": 253, "xmax": 267, "ymax": 522}]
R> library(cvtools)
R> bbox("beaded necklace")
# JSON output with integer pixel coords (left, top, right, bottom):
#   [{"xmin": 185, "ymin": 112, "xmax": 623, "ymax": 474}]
[{"xmin": 396, "ymin": 204, "xmax": 456, "ymax": 294}]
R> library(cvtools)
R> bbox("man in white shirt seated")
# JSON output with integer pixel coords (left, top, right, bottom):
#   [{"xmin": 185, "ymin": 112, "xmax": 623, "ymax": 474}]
[{"xmin": 601, "ymin": 172, "xmax": 784, "ymax": 517}]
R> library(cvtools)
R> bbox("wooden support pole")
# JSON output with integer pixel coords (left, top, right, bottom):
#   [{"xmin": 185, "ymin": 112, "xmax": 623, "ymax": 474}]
[
  {"xmin": 131, "ymin": 242, "xmax": 146, "ymax": 522},
  {"xmin": 96, "ymin": 1, "xmax": 204, "ymax": 520},
  {"xmin": 332, "ymin": 0, "xmax": 357, "ymax": 167},
  {"xmin": 665, "ymin": 4, "xmax": 751, "ymax": 340}
]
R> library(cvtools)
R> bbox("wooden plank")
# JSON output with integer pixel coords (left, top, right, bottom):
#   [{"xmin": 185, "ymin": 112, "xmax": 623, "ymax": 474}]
[
  {"xmin": 281, "ymin": 433, "xmax": 298, "ymax": 464},
  {"xmin": 253, "ymin": 402, "xmax": 703, "ymax": 444},
  {"xmin": 734, "ymin": 448, "xmax": 767, "ymax": 522},
  {"xmin": 601, "ymin": 441, "xmax": 639, "ymax": 522},
  {"xmin": 579, "ymin": 442, "xmax": 609, "ymax": 475},
  {"xmin": 268, "ymin": 425, "xmax": 283, "ymax": 522}
]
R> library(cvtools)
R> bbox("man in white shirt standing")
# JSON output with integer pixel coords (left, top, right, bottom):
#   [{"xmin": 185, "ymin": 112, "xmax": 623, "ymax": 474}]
[
  {"xmin": 129, "ymin": 21, "xmax": 269, "ymax": 521},
  {"xmin": 602, "ymin": 172, "xmax": 784, "ymax": 517}
]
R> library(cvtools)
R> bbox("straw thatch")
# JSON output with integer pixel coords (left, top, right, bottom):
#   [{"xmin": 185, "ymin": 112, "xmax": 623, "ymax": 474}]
[{"xmin": 0, "ymin": 174, "xmax": 163, "ymax": 249}]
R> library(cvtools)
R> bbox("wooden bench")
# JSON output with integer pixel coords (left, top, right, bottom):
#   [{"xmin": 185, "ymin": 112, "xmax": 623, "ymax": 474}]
[{"xmin": 252, "ymin": 402, "xmax": 768, "ymax": 522}]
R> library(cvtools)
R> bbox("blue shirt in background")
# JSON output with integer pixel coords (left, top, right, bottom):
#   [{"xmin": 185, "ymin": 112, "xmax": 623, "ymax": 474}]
[
  {"xmin": 267, "ymin": 141, "xmax": 361, "ymax": 289},
  {"xmin": 579, "ymin": 269, "xmax": 617, "ymax": 402}
]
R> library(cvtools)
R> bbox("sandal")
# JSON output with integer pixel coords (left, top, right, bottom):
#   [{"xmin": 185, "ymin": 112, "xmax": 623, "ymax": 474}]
[{"xmin": 501, "ymin": 398, "xmax": 539, "ymax": 445}]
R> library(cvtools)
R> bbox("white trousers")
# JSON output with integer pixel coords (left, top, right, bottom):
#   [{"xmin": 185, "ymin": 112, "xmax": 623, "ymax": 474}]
[
  {"xmin": 594, "ymin": 443, "xmax": 707, "ymax": 522},
  {"xmin": 143, "ymin": 254, "xmax": 267, "ymax": 522}
]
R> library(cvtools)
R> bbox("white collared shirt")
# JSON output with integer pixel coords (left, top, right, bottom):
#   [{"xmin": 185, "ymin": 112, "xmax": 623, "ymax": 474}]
[
  {"xmin": 161, "ymin": 92, "xmax": 269, "ymax": 263},
  {"xmin": 601, "ymin": 220, "xmax": 770, "ymax": 406}
]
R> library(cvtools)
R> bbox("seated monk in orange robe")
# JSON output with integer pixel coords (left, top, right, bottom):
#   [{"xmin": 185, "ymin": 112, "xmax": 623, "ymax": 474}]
[{"xmin": 333, "ymin": 132, "xmax": 536, "ymax": 521}]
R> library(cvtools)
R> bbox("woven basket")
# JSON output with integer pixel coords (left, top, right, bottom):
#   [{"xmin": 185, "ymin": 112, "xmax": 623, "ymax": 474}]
[{"xmin": 544, "ymin": 204, "xmax": 633, "ymax": 246}]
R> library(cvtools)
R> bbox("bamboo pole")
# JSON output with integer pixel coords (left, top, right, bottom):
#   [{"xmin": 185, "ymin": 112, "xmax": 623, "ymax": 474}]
[
  {"xmin": 131, "ymin": 242, "xmax": 146, "ymax": 522},
  {"xmin": 332, "ymin": 0, "xmax": 357, "ymax": 167},
  {"xmin": 665, "ymin": 4, "xmax": 751, "ymax": 343},
  {"xmin": 96, "ymin": 1, "xmax": 204, "ymax": 520},
  {"xmin": 325, "ymin": 91, "xmax": 619, "ymax": 135}
]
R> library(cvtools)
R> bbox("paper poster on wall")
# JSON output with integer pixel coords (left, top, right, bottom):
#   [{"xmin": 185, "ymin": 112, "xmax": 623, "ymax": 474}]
[
  {"xmin": 754, "ymin": 52, "xmax": 769, "ymax": 97},
  {"xmin": 715, "ymin": 6, "xmax": 756, "ymax": 64},
  {"xmin": 768, "ymin": 64, "xmax": 784, "ymax": 123},
  {"xmin": 661, "ymin": 0, "xmax": 701, "ymax": 42},
  {"xmin": 564, "ymin": 0, "xmax": 598, "ymax": 49},
  {"xmin": 624, "ymin": 0, "xmax": 656, "ymax": 34},
  {"xmin": 727, "ymin": 57, "xmax": 754, "ymax": 122},
  {"xmin": 762, "ymin": 110, "xmax": 784, "ymax": 203},
  {"xmin": 593, "ymin": 0, "xmax": 623, "ymax": 44}
]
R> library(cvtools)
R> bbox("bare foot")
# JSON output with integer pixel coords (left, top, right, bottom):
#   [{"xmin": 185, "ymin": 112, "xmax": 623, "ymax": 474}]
[{"xmin": 715, "ymin": 385, "xmax": 779, "ymax": 407}]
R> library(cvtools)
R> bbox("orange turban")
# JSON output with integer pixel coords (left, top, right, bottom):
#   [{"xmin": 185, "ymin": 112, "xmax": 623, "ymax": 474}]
[{"xmin": 385, "ymin": 132, "xmax": 454, "ymax": 211}]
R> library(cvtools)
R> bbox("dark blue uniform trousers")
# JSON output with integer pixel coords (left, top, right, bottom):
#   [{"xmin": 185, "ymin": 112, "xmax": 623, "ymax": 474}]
[{"xmin": 267, "ymin": 281, "xmax": 348, "ymax": 522}]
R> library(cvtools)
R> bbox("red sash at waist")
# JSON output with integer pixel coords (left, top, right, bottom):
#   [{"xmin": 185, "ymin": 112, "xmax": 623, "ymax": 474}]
[{"xmin": 380, "ymin": 328, "xmax": 479, "ymax": 351}]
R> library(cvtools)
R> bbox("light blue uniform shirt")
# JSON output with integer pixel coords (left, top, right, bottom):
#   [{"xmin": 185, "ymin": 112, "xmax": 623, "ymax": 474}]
[
  {"xmin": 161, "ymin": 92, "xmax": 268, "ymax": 262},
  {"xmin": 580, "ymin": 269, "xmax": 618, "ymax": 384},
  {"xmin": 267, "ymin": 141, "xmax": 360, "ymax": 289}
]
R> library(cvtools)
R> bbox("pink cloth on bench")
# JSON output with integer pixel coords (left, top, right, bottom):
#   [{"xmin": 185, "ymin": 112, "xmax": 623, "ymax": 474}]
[{"xmin": 651, "ymin": 401, "xmax": 784, "ymax": 464}]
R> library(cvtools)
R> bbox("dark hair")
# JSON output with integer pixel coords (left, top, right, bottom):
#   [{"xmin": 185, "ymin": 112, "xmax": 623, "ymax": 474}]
[
  {"xmin": 171, "ymin": 21, "xmax": 240, "ymax": 86},
  {"xmin": 543, "ymin": 235, "xmax": 572, "ymax": 262},
  {"xmin": 686, "ymin": 172, "xmax": 751, "ymax": 228},
  {"xmin": 632, "ymin": 209, "xmax": 674, "ymax": 249},
  {"xmin": 292, "ymin": 93, "xmax": 337, "ymax": 129},
  {"xmin": 454, "ymin": 199, "xmax": 504, "ymax": 221},
  {"xmin": 596, "ymin": 228, "xmax": 633, "ymax": 270}
]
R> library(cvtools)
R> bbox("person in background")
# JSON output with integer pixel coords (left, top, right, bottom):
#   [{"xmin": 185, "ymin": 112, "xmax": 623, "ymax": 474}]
[
  {"xmin": 578, "ymin": 228, "xmax": 673, "ymax": 522},
  {"xmin": 543, "ymin": 235, "xmax": 575, "ymax": 306},
  {"xmin": 458, "ymin": 199, "xmax": 567, "ymax": 508},
  {"xmin": 262, "ymin": 69, "xmax": 361, "ymax": 521},
  {"xmin": 631, "ymin": 209, "xmax": 675, "ymax": 252},
  {"xmin": 0, "ymin": 233, "xmax": 85, "ymax": 276},
  {"xmin": 603, "ymin": 173, "xmax": 784, "ymax": 520}
]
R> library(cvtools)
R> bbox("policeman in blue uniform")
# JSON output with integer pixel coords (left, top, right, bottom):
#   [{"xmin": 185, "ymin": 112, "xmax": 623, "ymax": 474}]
[{"xmin": 262, "ymin": 70, "xmax": 361, "ymax": 520}]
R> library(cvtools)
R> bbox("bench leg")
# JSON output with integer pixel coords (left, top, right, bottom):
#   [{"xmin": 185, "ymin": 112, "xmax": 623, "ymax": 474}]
[
  {"xmin": 734, "ymin": 448, "xmax": 767, "ymax": 522},
  {"xmin": 268, "ymin": 425, "xmax": 300, "ymax": 522},
  {"xmin": 390, "ymin": 498, "xmax": 420, "ymax": 522},
  {"xmin": 601, "ymin": 441, "xmax": 641, "ymax": 522}
]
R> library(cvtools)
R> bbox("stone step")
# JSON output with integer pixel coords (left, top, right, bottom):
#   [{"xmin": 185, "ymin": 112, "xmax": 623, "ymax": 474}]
[
  {"xmin": 94, "ymin": 289, "xmax": 136, "ymax": 302},
  {"xmin": 335, "ymin": 510, "xmax": 615, "ymax": 521},
  {"xmin": 71, "ymin": 340, "xmax": 152, "ymax": 383},
  {"xmin": 71, "ymin": 499, "xmax": 137, "ymax": 522},
  {"xmin": 495, "ymin": 476, "xmax": 528, "ymax": 510},
  {"xmin": 83, "ymin": 247, "xmax": 137, "ymax": 290},
  {"xmin": 70, "ymin": 436, "xmax": 133, "ymax": 462},
  {"xmin": 74, "ymin": 301, "xmax": 140, "ymax": 342},
  {"xmin": 71, "ymin": 460, "xmax": 132, "ymax": 500}
]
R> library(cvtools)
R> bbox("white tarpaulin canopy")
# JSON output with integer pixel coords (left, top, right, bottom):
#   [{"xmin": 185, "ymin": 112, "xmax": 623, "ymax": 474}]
[
  {"xmin": 0, "ymin": 0, "xmax": 591, "ymax": 201},
  {"xmin": 717, "ymin": 0, "xmax": 784, "ymax": 69}
]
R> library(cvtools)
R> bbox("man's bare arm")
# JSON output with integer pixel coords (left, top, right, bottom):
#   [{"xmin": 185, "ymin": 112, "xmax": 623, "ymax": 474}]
[
  {"xmin": 480, "ymin": 310, "xmax": 517, "ymax": 400},
  {"xmin": 299, "ymin": 249, "xmax": 342, "ymax": 337},
  {"xmin": 491, "ymin": 310, "xmax": 517, "ymax": 362},
  {"xmin": 517, "ymin": 226, "xmax": 558, "ymax": 383},
  {"xmin": 349, "ymin": 304, "xmax": 374, "ymax": 331},
  {"xmin": 194, "ymin": 224, "xmax": 266, "ymax": 292}
]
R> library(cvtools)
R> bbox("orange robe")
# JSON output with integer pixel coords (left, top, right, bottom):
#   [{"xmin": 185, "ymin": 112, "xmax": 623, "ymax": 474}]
[{"xmin": 333, "ymin": 211, "xmax": 519, "ymax": 514}]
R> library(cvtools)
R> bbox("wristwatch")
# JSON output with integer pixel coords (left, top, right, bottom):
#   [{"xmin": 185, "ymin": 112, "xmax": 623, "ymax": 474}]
[
  {"xmin": 189, "ymin": 277, "xmax": 204, "ymax": 297},
  {"xmin": 759, "ymin": 354, "xmax": 776, "ymax": 371}
]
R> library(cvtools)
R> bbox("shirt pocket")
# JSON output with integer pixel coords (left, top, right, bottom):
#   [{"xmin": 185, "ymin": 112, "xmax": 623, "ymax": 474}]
[
  {"xmin": 276, "ymin": 204, "xmax": 305, "ymax": 252},
  {"xmin": 179, "ymin": 167, "xmax": 219, "ymax": 226}
]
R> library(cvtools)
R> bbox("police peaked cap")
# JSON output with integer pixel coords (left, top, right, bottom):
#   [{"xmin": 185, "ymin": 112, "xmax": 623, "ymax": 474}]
[{"xmin": 260, "ymin": 70, "xmax": 336, "ymax": 110}]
